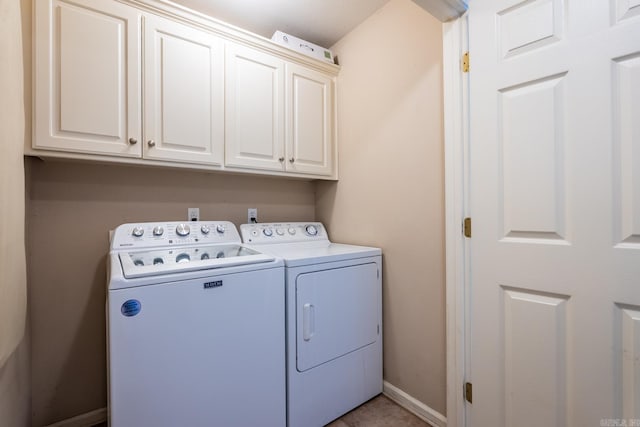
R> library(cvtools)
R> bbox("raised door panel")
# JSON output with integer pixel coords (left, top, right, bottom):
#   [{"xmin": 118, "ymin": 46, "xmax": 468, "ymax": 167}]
[
  {"xmin": 499, "ymin": 73, "xmax": 568, "ymax": 243},
  {"xmin": 143, "ymin": 16, "xmax": 224, "ymax": 165},
  {"xmin": 34, "ymin": 0, "xmax": 141, "ymax": 157},
  {"xmin": 503, "ymin": 288, "xmax": 569, "ymax": 427},
  {"xmin": 616, "ymin": 304, "xmax": 640, "ymax": 419},
  {"xmin": 225, "ymin": 43, "xmax": 285, "ymax": 171},
  {"xmin": 286, "ymin": 64, "xmax": 334, "ymax": 176},
  {"xmin": 613, "ymin": 53, "xmax": 640, "ymax": 247}
]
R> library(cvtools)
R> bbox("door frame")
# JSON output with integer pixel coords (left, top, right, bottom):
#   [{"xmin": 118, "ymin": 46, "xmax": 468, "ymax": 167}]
[{"xmin": 443, "ymin": 12, "xmax": 469, "ymax": 427}]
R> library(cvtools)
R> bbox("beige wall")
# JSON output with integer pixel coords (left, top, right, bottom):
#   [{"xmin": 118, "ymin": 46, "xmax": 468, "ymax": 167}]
[
  {"xmin": 24, "ymin": 0, "xmax": 446, "ymax": 423},
  {"xmin": 0, "ymin": 337, "xmax": 30, "ymax": 427},
  {"xmin": 316, "ymin": 0, "xmax": 446, "ymax": 414},
  {"xmin": 27, "ymin": 159, "xmax": 315, "ymax": 426},
  {"xmin": 0, "ymin": 0, "xmax": 31, "ymax": 425}
]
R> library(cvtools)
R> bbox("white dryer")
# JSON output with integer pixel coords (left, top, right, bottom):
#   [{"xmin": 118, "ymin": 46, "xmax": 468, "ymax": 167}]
[
  {"xmin": 107, "ymin": 221, "xmax": 285, "ymax": 427},
  {"xmin": 240, "ymin": 222, "xmax": 382, "ymax": 427}
]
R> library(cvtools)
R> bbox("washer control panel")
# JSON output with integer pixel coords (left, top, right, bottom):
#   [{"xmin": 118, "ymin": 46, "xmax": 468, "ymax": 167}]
[
  {"xmin": 111, "ymin": 221, "xmax": 240, "ymax": 249},
  {"xmin": 240, "ymin": 222, "xmax": 327, "ymax": 244}
]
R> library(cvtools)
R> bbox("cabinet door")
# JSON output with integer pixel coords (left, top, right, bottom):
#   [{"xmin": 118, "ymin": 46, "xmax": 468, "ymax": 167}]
[
  {"xmin": 34, "ymin": 0, "xmax": 141, "ymax": 157},
  {"xmin": 225, "ymin": 43, "xmax": 285, "ymax": 171},
  {"xmin": 286, "ymin": 64, "xmax": 335, "ymax": 176},
  {"xmin": 143, "ymin": 15, "xmax": 224, "ymax": 165}
]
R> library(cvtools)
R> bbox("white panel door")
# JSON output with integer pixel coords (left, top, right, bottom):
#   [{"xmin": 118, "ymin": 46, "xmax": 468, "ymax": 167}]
[
  {"xmin": 34, "ymin": 0, "xmax": 141, "ymax": 157},
  {"xmin": 468, "ymin": 1, "xmax": 640, "ymax": 426},
  {"xmin": 225, "ymin": 43, "xmax": 285, "ymax": 171},
  {"xmin": 143, "ymin": 15, "xmax": 224, "ymax": 165},
  {"xmin": 286, "ymin": 64, "xmax": 334, "ymax": 176}
]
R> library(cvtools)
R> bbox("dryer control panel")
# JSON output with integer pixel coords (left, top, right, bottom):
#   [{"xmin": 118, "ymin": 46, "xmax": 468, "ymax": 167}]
[{"xmin": 240, "ymin": 222, "xmax": 328, "ymax": 244}]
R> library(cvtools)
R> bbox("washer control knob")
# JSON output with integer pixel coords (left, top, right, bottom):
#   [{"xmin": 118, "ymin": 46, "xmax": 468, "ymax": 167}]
[
  {"xmin": 305, "ymin": 225, "xmax": 318, "ymax": 236},
  {"xmin": 263, "ymin": 228, "xmax": 273, "ymax": 237},
  {"xmin": 276, "ymin": 228, "xmax": 285, "ymax": 236},
  {"xmin": 152, "ymin": 226, "xmax": 164, "ymax": 236},
  {"xmin": 200, "ymin": 225, "xmax": 210, "ymax": 235},
  {"xmin": 132, "ymin": 226, "xmax": 144, "ymax": 237},
  {"xmin": 176, "ymin": 223, "xmax": 190, "ymax": 237},
  {"xmin": 251, "ymin": 230, "xmax": 259, "ymax": 237},
  {"xmin": 288, "ymin": 227, "xmax": 296, "ymax": 235},
  {"xmin": 216, "ymin": 224, "xmax": 226, "ymax": 234}
]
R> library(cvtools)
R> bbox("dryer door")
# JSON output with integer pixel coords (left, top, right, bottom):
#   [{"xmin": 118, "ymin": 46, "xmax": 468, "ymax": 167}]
[{"xmin": 296, "ymin": 262, "xmax": 379, "ymax": 372}]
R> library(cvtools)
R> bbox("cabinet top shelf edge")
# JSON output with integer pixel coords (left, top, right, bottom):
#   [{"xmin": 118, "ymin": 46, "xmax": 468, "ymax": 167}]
[{"xmin": 118, "ymin": 0, "xmax": 341, "ymax": 76}]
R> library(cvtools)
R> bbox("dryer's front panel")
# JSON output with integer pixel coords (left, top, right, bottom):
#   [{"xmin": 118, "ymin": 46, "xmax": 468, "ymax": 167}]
[{"xmin": 296, "ymin": 262, "xmax": 379, "ymax": 372}]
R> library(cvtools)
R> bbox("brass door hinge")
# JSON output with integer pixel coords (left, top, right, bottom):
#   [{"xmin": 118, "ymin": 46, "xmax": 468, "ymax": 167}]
[
  {"xmin": 462, "ymin": 52, "xmax": 469, "ymax": 73},
  {"xmin": 465, "ymin": 382, "xmax": 473, "ymax": 403},
  {"xmin": 463, "ymin": 217, "xmax": 472, "ymax": 238}
]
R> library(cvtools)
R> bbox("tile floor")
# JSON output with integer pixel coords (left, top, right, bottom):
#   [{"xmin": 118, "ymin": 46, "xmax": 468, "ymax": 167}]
[
  {"xmin": 93, "ymin": 394, "xmax": 430, "ymax": 427},
  {"xmin": 327, "ymin": 395, "xmax": 431, "ymax": 427}
]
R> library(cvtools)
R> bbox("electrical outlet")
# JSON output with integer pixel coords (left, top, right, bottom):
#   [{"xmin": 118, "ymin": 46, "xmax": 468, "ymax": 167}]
[
  {"xmin": 188, "ymin": 208, "xmax": 200, "ymax": 221},
  {"xmin": 248, "ymin": 208, "xmax": 257, "ymax": 224}
]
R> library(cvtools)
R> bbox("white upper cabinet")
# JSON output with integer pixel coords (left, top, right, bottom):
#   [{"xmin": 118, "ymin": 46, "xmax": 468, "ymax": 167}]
[
  {"xmin": 143, "ymin": 15, "xmax": 224, "ymax": 165},
  {"xmin": 32, "ymin": 0, "xmax": 339, "ymax": 179},
  {"xmin": 286, "ymin": 64, "xmax": 334, "ymax": 176},
  {"xmin": 34, "ymin": 0, "xmax": 141, "ymax": 157},
  {"xmin": 225, "ymin": 43, "xmax": 286, "ymax": 171},
  {"xmin": 225, "ymin": 46, "xmax": 336, "ymax": 177}
]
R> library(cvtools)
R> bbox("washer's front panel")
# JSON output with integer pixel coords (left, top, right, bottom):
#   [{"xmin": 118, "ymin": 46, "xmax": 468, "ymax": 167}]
[
  {"xmin": 108, "ymin": 267, "xmax": 285, "ymax": 427},
  {"xmin": 295, "ymin": 262, "xmax": 379, "ymax": 372}
]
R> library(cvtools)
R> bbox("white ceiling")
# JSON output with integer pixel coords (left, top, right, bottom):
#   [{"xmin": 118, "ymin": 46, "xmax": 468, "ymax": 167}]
[{"xmin": 169, "ymin": 0, "xmax": 390, "ymax": 48}]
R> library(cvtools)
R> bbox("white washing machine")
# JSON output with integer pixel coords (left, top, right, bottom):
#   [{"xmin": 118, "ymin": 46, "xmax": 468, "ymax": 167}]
[
  {"xmin": 107, "ymin": 221, "xmax": 285, "ymax": 427},
  {"xmin": 240, "ymin": 222, "xmax": 382, "ymax": 427}
]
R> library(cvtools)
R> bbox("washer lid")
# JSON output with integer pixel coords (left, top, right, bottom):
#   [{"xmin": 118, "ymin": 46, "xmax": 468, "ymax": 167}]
[{"xmin": 119, "ymin": 244, "xmax": 274, "ymax": 279}]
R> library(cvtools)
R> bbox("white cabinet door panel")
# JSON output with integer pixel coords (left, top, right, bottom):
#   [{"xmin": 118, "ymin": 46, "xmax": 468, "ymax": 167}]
[
  {"xmin": 286, "ymin": 64, "xmax": 334, "ymax": 176},
  {"xmin": 143, "ymin": 16, "xmax": 224, "ymax": 165},
  {"xmin": 34, "ymin": 0, "xmax": 141, "ymax": 157},
  {"xmin": 225, "ymin": 44, "xmax": 285, "ymax": 171}
]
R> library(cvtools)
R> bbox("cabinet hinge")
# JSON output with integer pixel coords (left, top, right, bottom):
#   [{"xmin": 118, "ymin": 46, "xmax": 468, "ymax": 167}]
[
  {"xmin": 377, "ymin": 324, "xmax": 380, "ymax": 335},
  {"xmin": 462, "ymin": 52, "xmax": 469, "ymax": 73},
  {"xmin": 465, "ymin": 382, "xmax": 473, "ymax": 403},
  {"xmin": 463, "ymin": 217, "xmax": 472, "ymax": 238}
]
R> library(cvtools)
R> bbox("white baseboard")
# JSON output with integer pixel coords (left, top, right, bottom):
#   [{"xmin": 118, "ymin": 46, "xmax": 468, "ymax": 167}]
[
  {"xmin": 44, "ymin": 407, "xmax": 107, "ymax": 427},
  {"xmin": 383, "ymin": 381, "xmax": 447, "ymax": 427}
]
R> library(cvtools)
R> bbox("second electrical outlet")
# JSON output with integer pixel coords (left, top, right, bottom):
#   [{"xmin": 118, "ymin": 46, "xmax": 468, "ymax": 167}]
[{"xmin": 248, "ymin": 208, "xmax": 257, "ymax": 224}]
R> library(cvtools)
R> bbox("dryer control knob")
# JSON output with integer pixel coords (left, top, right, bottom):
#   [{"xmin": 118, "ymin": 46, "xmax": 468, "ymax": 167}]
[
  {"xmin": 132, "ymin": 226, "xmax": 144, "ymax": 237},
  {"xmin": 176, "ymin": 223, "xmax": 190, "ymax": 237},
  {"xmin": 305, "ymin": 225, "xmax": 318, "ymax": 236},
  {"xmin": 276, "ymin": 228, "xmax": 285, "ymax": 236},
  {"xmin": 152, "ymin": 226, "xmax": 164, "ymax": 236},
  {"xmin": 216, "ymin": 224, "xmax": 226, "ymax": 234},
  {"xmin": 200, "ymin": 225, "xmax": 210, "ymax": 235},
  {"xmin": 263, "ymin": 228, "xmax": 273, "ymax": 237},
  {"xmin": 288, "ymin": 227, "xmax": 296, "ymax": 235}
]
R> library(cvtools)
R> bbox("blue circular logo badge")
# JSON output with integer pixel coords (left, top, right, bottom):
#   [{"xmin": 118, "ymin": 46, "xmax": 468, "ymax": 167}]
[{"xmin": 121, "ymin": 299, "xmax": 141, "ymax": 317}]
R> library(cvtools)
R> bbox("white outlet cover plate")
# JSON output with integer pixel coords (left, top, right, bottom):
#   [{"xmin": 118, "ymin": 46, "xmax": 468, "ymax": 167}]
[
  {"xmin": 248, "ymin": 208, "xmax": 257, "ymax": 223},
  {"xmin": 188, "ymin": 208, "xmax": 200, "ymax": 221}
]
